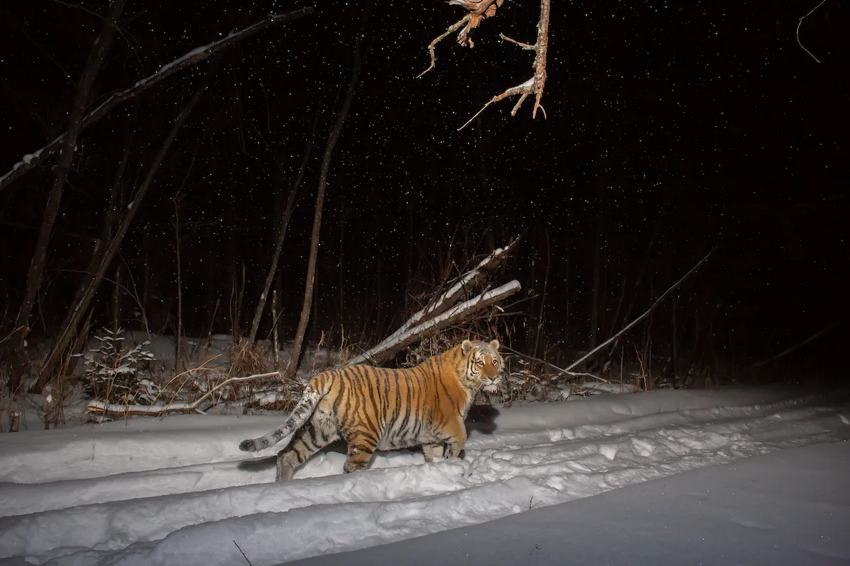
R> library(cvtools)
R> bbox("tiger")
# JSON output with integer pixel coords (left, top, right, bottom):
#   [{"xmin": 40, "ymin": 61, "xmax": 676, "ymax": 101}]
[{"xmin": 239, "ymin": 339, "xmax": 504, "ymax": 481}]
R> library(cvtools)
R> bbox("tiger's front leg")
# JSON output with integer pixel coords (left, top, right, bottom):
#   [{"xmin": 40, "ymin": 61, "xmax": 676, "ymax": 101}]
[
  {"xmin": 444, "ymin": 419, "xmax": 468, "ymax": 460},
  {"xmin": 446, "ymin": 441, "xmax": 467, "ymax": 460},
  {"xmin": 422, "ymin": 443, "xmax": 443, "ymax": 463}
]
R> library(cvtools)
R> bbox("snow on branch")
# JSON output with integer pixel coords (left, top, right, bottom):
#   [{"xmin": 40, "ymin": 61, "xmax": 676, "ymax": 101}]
[
  {"xmin": 0, "ymin": 8, "xmax": 314, "ymax": 193},
  {"xmin": 418, "ymin": 0, "xmax": 550, "ymax": 130},
  {"xmin": 348, "ymin": 280, "xmax": 521, "ymax": 366},
  {"xmin": 383, "ymin": 236, "xmax": 520, "ymax": 347},
  {"xmin": 457, "ymin": 0, "xmax": 551, "ymax": 130},
  {"xmin": 86, "ymin": 371, "xmax": 281, "ymax": 417}
]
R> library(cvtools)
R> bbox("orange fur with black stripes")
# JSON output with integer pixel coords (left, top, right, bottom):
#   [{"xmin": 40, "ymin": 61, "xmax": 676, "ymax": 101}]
[{"xmin": 239, "ymin": 339, "xmax": 503, "ymax": 481}]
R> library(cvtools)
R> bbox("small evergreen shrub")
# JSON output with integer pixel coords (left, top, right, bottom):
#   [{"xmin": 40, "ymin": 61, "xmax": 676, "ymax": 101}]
[{"xmin": 79, "ymin": 328, "xmax": 158, "ymax": 405}]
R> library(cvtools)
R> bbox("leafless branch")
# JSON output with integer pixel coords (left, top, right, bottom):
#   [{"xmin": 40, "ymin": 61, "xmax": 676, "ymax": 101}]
[
  {"xmin": 459, "ymin": 0, "xmax": 550, "ymax": 130},
  {"xmin": 564, "ymin": 246, "xmax": 719, "ymax": 373},
  {"xmin": 40, "ymin": 77, "xmax": 210, "ymax": 381},
  {"xmin": 417, "ymin": 15, "xmax": 471, "ymax": 78},
  {"xmin": 0, "ymin": 8, "xmax": 314, "ymax": 193},
  {"xmin": 285, "ymin": 1, "xmax": 372, "ymax": 380},
  {"xmin": 501, "ymin": 344, "xmax": 607, "ymax": 383},
  {"xmin": 752, "ymin": 321, "xmax": 839, "ymax": 368},
  {"xmin": 499, "ymin": 33, "xmax": 534, "ymax": 50},
  {"xmin": 86, "ymin": 372, "xmax": 281, "ymax": 417},
  {"xmin": 797, "ymin": 0, "xmax": 827, "ymax": 63}
]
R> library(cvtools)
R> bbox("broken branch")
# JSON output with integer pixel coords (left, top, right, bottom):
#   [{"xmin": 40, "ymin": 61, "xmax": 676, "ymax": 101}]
[{"xmin": 384, "ymin": 236, "xmax": 520, "ymax": 346}]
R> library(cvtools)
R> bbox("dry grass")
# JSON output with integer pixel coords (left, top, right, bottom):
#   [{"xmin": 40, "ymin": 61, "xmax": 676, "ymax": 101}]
[{"xmin": 228, "ymin": 340, "xmax": 270, "ymax": 378}]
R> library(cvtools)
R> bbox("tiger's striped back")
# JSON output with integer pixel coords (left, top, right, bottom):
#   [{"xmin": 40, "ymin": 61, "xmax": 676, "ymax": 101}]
[{"xmin": 239, "ymin": 339, "xmax": 503, "ymax": 480}]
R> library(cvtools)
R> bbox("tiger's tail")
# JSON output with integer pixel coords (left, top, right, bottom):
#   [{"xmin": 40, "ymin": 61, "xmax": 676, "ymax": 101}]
[{"xmin": 239, "ymin": 384, "xmax": 326, "ymax": 452}]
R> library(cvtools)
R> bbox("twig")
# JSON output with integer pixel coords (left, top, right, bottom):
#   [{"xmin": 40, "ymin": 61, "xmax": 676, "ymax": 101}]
[
  {"xmin": 417, "ymin": 15, "xmax": 471, "ymax": 78},
  {"xmin": 797, "ymin": 0, "xmax": 827, "ymax": 63},
  {"xmin": 0, "ymin": 326, "xmax": 25, "ymax": 347},
  {"xmin": 233, "ymin": 540, "xmax": 253, "ymax": 566},
  {"xmin": 458, "ymin": 0, "xmax": 550, "ymax": 130},
  {"xmin": 565, "ymin": 371, "xmax": 611, "ymax": 383},
  {"xmin": 499, "ymin": 33, "xmax": 535, "ymax": 50},
  {"xmin": 501, "ymin": 345, "xmax": 608, "ymax": 383},
  {"xmin": 0, "ymin": 8, "xmax": 315, "ymax": 192},
  {"xmin": 86, "ymin": 371, "xmax": 280, "ymax": 417},
  {"xmin": 565, "ymin": 246, "xmax": 719, "ymax": 373},
  {"xmin": 752, "ymin": 321, "xmax": 839, "ymax": 368}
]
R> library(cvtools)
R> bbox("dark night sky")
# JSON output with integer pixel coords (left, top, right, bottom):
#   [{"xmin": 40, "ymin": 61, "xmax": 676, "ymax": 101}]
[{"xmin": 0, "ymin": 0, "xmax": 847, "ymax": 371}]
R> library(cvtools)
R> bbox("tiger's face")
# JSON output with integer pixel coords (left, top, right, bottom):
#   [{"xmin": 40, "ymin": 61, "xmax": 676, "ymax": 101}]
[{"xmin": 461, "ymin": 339, "xmax": 504, "ymax": 393}]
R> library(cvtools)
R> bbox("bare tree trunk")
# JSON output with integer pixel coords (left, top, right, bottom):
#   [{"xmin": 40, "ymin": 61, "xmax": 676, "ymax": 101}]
[
  {"xmin": 564, "ymin": 250, "xmax": 570, "ymax": 349},
  {"xmin": 339, "ymin": 205, "xmax": 347, "ymax": 323},
  {"xmin": 173, "ymin": 200, "xmax": 183, "ymax": 374},
  {"xmin": 38, "ymin": 78, "xmax": 209, "ymax": 382},
  {"xmin": 272, "ymin": 289, "xmax": 280, "ymax": 370},
  {"xmin": 233, "ymin": 263, "xmax": 246, "ymax": 343},
  {"xmin": 607, "ymin": 194, "xmax": 669, "ymax": 356},
  {"xmin": 672, "ymin": 295, "xmax": 678, "ymax": 381},
  {"xmin": 533, "ymin": 227, "xmax": 551, "ymax": 361},
  {"xmin": 9, "ymin": 0, "xmax": 128, "ymax": 392},
  {"xmin": 111, "ymin": 266, "xmax": 122, "ymax": 335},
  {"xmin": 142, "ymin": 226, "xmax": 150, "ymax": 323},
  {"xmin": 588, "ymin": 189, "xmax": 605, "ymax": 350},
  {"xmin": 285, "ymin": 1, "xmax": 372, "ymax": 379},
  {"xmin": 475, "ymin": 116, "xmax": 497, "ymax": 251},
  {"xmin": 54, "ymin": 103, "xmax": 137, "ymax": 361},
  {"xmin": 247, "ymin": 102, "xmax": 323, "ymax": 344}
]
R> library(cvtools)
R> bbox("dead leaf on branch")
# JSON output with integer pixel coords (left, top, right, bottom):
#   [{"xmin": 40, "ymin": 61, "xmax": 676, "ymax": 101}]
[{"xmin": 450, "ymin": 0, "xmax": 505, "ymax": 47}]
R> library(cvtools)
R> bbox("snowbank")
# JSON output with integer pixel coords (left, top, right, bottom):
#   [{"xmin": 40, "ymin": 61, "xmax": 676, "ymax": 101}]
[{"xmin": 0, "ymin": 386, "xmax": 847, "ymax": 565}]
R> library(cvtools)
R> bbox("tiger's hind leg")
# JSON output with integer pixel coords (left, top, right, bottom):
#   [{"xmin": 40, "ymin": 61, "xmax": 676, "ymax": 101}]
[
  {"xmin": 276, "ymin": 418, "xmax": 339, "ymax": 482},
  {"xmin": 343, "ymin": 432, "xmax": 378, "ymax": 473}
]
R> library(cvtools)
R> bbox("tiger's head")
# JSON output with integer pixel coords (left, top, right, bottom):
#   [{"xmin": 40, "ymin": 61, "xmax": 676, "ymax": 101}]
[{"xmin": 460, "ymin": 339, "xmax": 504, "ymax": 393}]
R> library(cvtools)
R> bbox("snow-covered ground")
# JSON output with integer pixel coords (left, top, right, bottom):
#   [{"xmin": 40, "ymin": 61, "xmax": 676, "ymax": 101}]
[
  {"xmin": 291, "ymin": 438, "xmax": 850, "ymax": 566},
  {"xmin": 0, "ymin": 385, "xmax": 848, "ymax": 565}
]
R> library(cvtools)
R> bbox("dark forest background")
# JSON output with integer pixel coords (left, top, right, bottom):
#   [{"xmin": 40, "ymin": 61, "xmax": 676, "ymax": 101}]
[{"xmin": 1, "ymin": 0, "xmax": 847, "ymax": 389}]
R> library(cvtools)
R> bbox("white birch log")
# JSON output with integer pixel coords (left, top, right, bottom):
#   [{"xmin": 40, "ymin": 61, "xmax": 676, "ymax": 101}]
[
  {"xmin": 86, "ymin": 371, "xmax": 280, "ymax": 417},
  {"xmin": 348, "ymin": 280, "xmax": 521, "ymax": 366},
  {"xmin": 384, "ymin": 236, "xmax": 520, "ymax": 346}
]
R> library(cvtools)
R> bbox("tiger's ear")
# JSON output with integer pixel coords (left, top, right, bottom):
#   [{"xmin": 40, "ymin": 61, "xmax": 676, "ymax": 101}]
[
  {"xmin": 461, "ymin": 340, "xmax": 474, "ymax": 354},
  {"xmin": 489, "ymin": 339, "xmax": 500, "ymax": 350}
]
